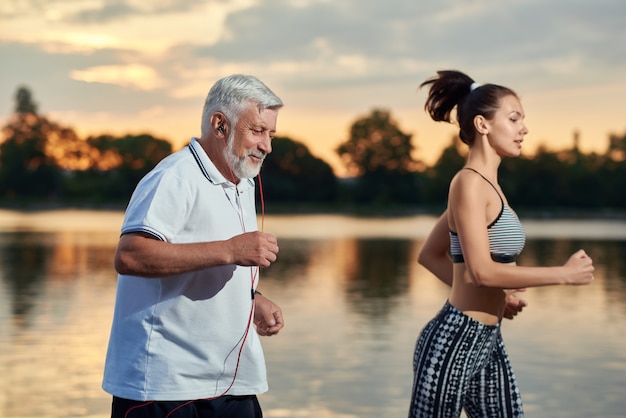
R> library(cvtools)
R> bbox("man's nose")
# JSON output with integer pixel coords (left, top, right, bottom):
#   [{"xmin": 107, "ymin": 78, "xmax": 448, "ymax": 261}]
[{"xmin": 259, "ymin": 133, "xmax": 272, "ymax": 154}]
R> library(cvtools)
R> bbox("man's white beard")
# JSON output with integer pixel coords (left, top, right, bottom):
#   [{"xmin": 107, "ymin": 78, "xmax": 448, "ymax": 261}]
[{"xmin": 223, "ymin": 134, "xmax": 265, "ymax": 179}]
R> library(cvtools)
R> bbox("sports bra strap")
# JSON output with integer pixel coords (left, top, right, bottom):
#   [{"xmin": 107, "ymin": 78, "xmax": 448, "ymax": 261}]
[{"xmin": 463, "ymin": 167, "xmax": 503, "ymax": 203}]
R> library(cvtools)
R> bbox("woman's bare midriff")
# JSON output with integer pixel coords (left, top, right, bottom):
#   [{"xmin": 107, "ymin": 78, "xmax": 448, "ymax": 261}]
[{"xmin": 448, "ymin": 263, "xmax": 513, "ymax": 325}]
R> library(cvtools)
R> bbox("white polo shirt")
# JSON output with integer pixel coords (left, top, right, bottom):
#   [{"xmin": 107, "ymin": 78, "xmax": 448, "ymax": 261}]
[{"xmin": 102, "ymin": 137, "xmax": 267, "ymax": 401}]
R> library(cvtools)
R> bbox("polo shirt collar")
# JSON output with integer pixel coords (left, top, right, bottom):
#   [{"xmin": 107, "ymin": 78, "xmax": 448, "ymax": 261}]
[{"xmin": 188, "ymin": 137, "xmax": 254, "ymax": 191}]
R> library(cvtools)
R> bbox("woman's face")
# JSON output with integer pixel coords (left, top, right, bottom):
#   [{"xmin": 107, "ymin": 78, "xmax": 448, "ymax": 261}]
[{"xmin": 485, "ymin": 94, "xmax": 529, "ymax": 158}]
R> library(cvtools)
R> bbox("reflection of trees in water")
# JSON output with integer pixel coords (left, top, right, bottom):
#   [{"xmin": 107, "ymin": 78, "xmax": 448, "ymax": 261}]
[
  {"xmin": 0, "ymin": 231, "xmax": 117, "ymax": 328},
  {"xmin": 519, "ymin": 238, "xmax": 626, "ymax": 315},
  {"xmin": 263, "ymin": 237, "xmax": 414, "ymax": 320},
  {"xmin": 266, "ymin": 236, "xmax": 626, "ymax": 322},
  {"xmin": 0, "ymin": 232, "xmax": 47, "ymax": 324},
  {"xmin": 262, "ymin": 239, "xmax": 317, "ymax": 287},
  {"xmin": 521, "ymin": 239, "xmax": 626, "ymax": 280},
  {"xmin": 585, "ymin": 240, "xmax": 626, "ymax": 316},
  {"xmin": 341, "ymin": 238, "xmax": 412, "ymax": 320},
  {"xmin": 518, "ymin": 238, "xmax": 606, "ymax": 267}
]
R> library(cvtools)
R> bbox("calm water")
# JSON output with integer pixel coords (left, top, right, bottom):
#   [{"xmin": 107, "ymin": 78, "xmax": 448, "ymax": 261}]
[{"xmin": 0, "ymin": 210, "xmax": 625, "ymax": 418}]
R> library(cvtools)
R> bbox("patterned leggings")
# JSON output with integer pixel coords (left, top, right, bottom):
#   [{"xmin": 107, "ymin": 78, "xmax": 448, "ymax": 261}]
[{"xmin": 408, "ymin": 302, "xmax": 524, "ymax": 418}]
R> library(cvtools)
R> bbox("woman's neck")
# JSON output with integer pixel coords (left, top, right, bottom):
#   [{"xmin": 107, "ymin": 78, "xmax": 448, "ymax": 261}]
[{"xmin": 465, "ymin": 145, "xmax": 501, "ymax": 180}]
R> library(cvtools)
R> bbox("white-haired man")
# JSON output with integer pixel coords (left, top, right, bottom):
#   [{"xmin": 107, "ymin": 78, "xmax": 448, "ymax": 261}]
[{"xmin": 103, "ymin": 74, "xmax": 285, "ymax": 418}]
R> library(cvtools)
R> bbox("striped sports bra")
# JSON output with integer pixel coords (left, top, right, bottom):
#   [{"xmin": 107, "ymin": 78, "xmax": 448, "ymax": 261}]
[{"xmin": 449, "ymin": 168, "xmax": 526, "ymax": 264}]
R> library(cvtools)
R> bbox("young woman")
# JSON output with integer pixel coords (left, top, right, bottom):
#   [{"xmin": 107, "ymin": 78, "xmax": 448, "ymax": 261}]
[{"xmin": 408, "ymin": 70, "xmax": 595, "ymax": 418}]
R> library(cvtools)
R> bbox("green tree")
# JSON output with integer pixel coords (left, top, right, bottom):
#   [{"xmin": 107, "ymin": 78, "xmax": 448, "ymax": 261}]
[
  {"xmin": 607, "ymin": 131, "xmax": 626, "ymax": 162},
  {"xmin": 337, "ymin": 108, "xmax": 417, "ymax": 176},
  {"xmin": 336, "ymin": 109, "xmax": 421, "ymax": 206},
  {"xmin": 422, "ymin": 136, "xmax": 466, "ymax": 204},
  {"xmin": 603, "ymin": 131, "xmax": 626, "ymax": 207},
  {"xmin": 0, "ymin": 87, "xmax": 65, "ymax": 199},
  {"xmin": 15, "ymin": 86, "xmax": 38, "ymax": 114},
  {"xmin": 260, "ymin": 136, "xmax": 337, "ymax": 206},
  {"xmin": 79, "ymin": 133, "xmax": 172, "ymax": 201}
]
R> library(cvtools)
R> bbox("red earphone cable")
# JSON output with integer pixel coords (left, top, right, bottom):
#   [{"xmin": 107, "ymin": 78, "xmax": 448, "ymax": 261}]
[
  {"xmin": 258, "ymin": 171, "xmax": 265, "ymax": 231},
  {"xmin": 125, "ymin": 170, "xmax": 266, "ymax": 418}
]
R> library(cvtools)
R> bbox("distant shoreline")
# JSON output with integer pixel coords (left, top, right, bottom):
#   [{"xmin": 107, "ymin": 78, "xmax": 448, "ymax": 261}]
[
  {"xmin": 1, "ymin": 202, "xmax": 626, "ymax": 221},
  {"xmin": 2, "ymin": 207, "xmax": 626, "ymax": 240}
]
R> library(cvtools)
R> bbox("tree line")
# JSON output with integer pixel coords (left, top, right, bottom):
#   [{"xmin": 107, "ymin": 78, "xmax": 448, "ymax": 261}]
[{"xmin": 1, "ymin": 86, "xmax": 625, "ymax": 214}]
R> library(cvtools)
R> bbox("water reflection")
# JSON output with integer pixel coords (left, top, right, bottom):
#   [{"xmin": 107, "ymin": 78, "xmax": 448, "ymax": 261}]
[
  {"xmin": 0, "ymin": 212, "xmax": 625, "ymax": 418},
  {"xmin": 258, "ymin": 235, "xmax": 626, "ymax": 418},
  {"xmin": 341, "ymin": 239, "xmax": 413, "ymax": 320},
  {"xmin": 519, "ymin": 238, "xmax": 626, "ymax": 319},
  {"xmin": 0, "ymin": 231, "xmax": 118, "ymax": 329},
  {"xmin": 0, "ymin": 233, "xmax": 48, "ymax": 323}
]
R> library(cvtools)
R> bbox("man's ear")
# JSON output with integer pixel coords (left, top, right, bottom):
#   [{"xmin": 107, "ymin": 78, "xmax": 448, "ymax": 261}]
[
  {"xmin": 211, "ymin": 113, "xmax": 228, "ymax": 138},
  {"xmin": 473, "ymin": 115, "xmax": 489, "ymax": 135}
]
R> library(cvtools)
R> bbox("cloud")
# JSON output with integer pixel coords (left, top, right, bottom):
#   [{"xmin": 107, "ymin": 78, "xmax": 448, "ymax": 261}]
[
  {"xmin": 5, "ymin": 0, "xmax": 625, "ymax": 94},
  {"xmin": 0, "ymin": 41, "xmax": 175, "ymax": 116},
  {"xmin": 1, "ymin": 0, "xmax": 626, "ymax": 162},
  {"xmin": 66, "ymin": 2, "xmax": 141, "ymax": 24},
  {"xmin": 175, "ymin": 0, "xmax": 626, "ymax": 95},
  {"xmin": 70, "ymin": 64, "xmax": 167, "ymax": 90},
  {"xmin": 0, "ymin": 0, "xmax": 227, "ymax": 23}
]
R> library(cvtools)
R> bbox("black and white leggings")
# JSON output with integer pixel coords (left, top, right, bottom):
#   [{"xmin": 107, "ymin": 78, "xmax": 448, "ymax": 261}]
[{"xmin": 408, "ymin": 302, "xmax": 524, "ymax": 418}]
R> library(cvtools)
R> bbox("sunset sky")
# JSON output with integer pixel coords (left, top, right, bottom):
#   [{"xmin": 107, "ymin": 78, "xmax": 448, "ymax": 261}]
[{"xmin": 1, "ymin": 0, "xmax": 625, "ymax": 176}]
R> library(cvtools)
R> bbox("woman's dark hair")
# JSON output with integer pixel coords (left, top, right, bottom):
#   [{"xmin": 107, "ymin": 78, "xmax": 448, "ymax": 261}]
[{"xmin": 420, "ymin": 70, "xmax": 517, "ymax": 145}]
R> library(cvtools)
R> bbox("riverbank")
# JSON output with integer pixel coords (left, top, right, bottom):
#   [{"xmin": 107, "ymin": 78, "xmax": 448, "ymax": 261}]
[
  {"xmin": 2, "ymin": 208, "xmax": 626, "ymax": 240},
  {"xmin": 2, "ymin": 200, "xmax": 626, "ymax": 221}
]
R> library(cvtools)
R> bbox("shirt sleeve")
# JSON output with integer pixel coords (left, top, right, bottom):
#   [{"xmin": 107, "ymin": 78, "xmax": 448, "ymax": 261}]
[{"xmin": 121, "ymin": 169, "xmax": 191, "ymax": 242}]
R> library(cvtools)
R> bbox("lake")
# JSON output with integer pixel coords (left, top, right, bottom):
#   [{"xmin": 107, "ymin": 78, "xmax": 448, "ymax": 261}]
[{"xmin": 0, "ymin": 210, "xmax": 625, "ymax": 418}]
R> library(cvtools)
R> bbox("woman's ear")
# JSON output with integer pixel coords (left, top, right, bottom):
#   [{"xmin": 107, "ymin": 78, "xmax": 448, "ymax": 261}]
[{"xmin": 473, "ymin": 115, "xmax": 488, "ymax": 135}]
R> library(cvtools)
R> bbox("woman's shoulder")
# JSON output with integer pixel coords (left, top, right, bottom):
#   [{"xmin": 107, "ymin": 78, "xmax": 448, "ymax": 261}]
[
  {"xmin": 449, "ymin": 168, "xmax": 501, "ymax": 211},
  {"xmin": 450, "ymin": 168, "xmax": 487, "ymax": 191}
]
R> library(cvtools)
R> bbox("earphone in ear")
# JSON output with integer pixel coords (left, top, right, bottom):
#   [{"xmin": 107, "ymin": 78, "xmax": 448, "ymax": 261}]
[{"xmin": 218, "ymin": 125, "xmax": 225, "ymax": 133}]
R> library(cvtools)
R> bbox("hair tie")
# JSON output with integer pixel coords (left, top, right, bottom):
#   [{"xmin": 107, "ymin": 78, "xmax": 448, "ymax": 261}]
[{"xmin": 470, "ymin": 82, "xmax": 481, "ymax": 92}]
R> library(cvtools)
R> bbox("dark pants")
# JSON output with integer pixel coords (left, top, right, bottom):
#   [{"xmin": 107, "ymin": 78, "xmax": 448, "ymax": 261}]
[{"xmin": 112, "ymin": 395, "xmax": 263, "ymax": 418}]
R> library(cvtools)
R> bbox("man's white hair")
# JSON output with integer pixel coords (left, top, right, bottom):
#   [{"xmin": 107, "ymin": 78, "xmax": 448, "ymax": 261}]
[{"xmin": 200, "ymin": 74, "xmax": 283, "ymax": 138}]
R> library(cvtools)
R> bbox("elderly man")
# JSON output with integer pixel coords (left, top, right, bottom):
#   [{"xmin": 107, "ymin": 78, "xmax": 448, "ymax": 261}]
[{"xmin": 103, "ymin": 74, "xmax": 285, "ymax": 418}]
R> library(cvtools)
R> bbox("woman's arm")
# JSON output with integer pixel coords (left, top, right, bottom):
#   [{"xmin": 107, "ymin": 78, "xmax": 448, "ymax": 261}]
[
  {"xmin": 418, "ymin": 211, "xmax": 453, "ymax": 286},
  {"xmin": 450, "ymin": 172, "xmax": 594, "ymax": 288}
]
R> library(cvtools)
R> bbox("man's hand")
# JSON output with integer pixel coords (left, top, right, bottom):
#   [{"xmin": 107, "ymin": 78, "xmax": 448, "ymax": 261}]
[
  {"xmin": 254, "ymin": 293, "xmax": 284, "ymax": 336},
  {"xmin": 503, "ymin": 288, "xmax": 528, "ymax": 320},
  {"xmin": 229, "ymin": 232, "xmax": 279, "ymax": 268}
]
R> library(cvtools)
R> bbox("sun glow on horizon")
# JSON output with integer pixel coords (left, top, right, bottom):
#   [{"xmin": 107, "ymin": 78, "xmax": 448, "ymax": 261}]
[{"xmin": 47, "ymin": 106, "xmax": 618, "ymax": 179}]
